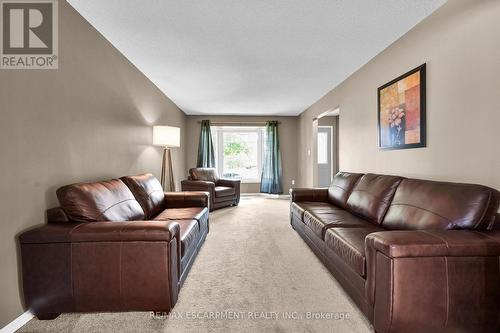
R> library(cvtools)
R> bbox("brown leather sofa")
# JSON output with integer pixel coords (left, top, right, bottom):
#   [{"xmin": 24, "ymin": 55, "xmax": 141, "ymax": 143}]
[
  {"xmin": 181, "ymin": 168, "xmax": 240, "ymax": 211},
  {"xmin": 19, "ymin": 173, "xmax": 209, "ymax": 320},
  {"xmin": 290, "ymin": 172, "xmax": 500, "ymax": 333}
]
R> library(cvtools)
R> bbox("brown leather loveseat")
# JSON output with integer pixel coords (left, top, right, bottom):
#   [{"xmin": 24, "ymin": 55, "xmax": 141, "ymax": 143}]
[
  {"xmin": 181, "ymin": 168, "xmax": 240, "ymax": 211},
  {"xmin": 19, "ymin": 173, "xmax": 209, "ymax": 320},
  {"xmin": 290, "ymin": 172, "xmax": 500, "ymax": 333}
]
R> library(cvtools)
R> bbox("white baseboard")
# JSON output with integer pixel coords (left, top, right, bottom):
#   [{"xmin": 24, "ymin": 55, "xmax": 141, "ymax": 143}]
[{"xmin": 1, "ymin": 311, "xmax": 34, "ymax": 333}]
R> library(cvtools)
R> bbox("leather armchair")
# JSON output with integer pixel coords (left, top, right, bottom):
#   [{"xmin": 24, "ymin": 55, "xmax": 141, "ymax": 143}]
[{"xmin": 181, "ymin": 168, "xmax": 240, "ymax": 211}]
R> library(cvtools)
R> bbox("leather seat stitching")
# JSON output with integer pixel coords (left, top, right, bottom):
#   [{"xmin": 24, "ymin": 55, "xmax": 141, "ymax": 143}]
[
  {"xmin": 119, "ymin": 241, "xmax": 123, "ymax": 308},
  {"xmin": 471, "ymin": 230, "xmax": 500, "ymax": 246},
  {"xmin": 444, "ymin": 256, "xmax": 449, "ymax": 328},
  {"xmin": 102, "ymin": 198, "xmax": 140, "ymax": 214},
  {"xmin": 389, "ymin": 203, "xmax": 453, "ymax": 223},
  {"xmin": 388, "ymin": 256, "xmax": 394, "ymax": 332},
  {"xmin": 421, "ymin": 230, "xmax": 450, "ymax": 247},
  {"xmin": 69, "ymin": 223, "xmax": 87, "ymax": 240}
]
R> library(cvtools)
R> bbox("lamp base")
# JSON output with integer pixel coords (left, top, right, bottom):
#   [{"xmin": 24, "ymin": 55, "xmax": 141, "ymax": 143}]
[{"xmin": 161, "ymin": 147, "xmax": 175, "ymax": 192}]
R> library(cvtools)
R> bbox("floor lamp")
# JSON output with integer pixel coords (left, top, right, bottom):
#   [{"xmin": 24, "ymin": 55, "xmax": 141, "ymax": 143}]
[{"xmin": 153, "ymin": 126, "xmax": 180, "ymax": 192}]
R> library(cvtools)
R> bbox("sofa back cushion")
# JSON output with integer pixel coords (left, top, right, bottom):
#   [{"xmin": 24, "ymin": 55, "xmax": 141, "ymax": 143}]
[
  {"xmin": 493, "ymin": 213, "xmax": 500, "ymax": 230},
  {"xmin": 189, "ymin": 168, "xmax": 219, "ymax": 182},
  {"xmin": 121, "ymin": 173, "xmax": 165, "ymax": 219},
  {"xmin": 57, "ymin": 179, "xmax": 145, "ymax": 222},
  {"xmin": 346, "ymin": 174, "xmax": 403, "ymax": 224},
  {"xmin": 327, "ymin": 172, "xmax": 364, "ymax": 208},
  {"xmin": 382, "ymin": 178, "xmax": 500, "ymax": 230}
]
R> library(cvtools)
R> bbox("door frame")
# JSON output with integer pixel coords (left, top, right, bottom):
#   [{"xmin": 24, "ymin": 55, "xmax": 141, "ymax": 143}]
[
  {"xmin": 312, "ymin": 107, "xmax": 340, "ymax": 187},
  {"xmin": 317, "ymin": 125, "xmax": 334, "ymax": 187}
]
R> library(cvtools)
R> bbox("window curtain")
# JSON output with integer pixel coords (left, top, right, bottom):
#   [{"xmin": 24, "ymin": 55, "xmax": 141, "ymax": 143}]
[
  {"xmin": 196, "ymin": 120, "xmax": 216, "ymax": 168},
  {"xmin": 260, "ymin": 121, "xmax": 283, "ymax": 194}
]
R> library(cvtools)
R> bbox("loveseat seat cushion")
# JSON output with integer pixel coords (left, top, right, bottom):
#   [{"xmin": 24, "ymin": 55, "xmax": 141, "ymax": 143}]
[
  {"xmin": 328, "ymin": 172, "xmax": 364, "ymax": 209},
  {"xmin": 303, "ymin": 210, "xmax": 370, "ymax": 239},
  {"xmin": 154, "ymin": 207, "xmax": 209, "ymax": 229},
  {"xmin": 346, "ymin": 174, "xmax": 403, "ymax": 225},
  {"xmin": 382, "ymin": 178, "xmax": 500, "ymax": 230},
  {"xmin": 215, "ymin": 186, "xmax": 236, "ymax": 197},
  {"xmin": 324, "ymin": 226, "xmax": 383, "ymax": 277},
  {"xmin": 121, "ymin": 174, "xmax": 165, "ymax": 219},
  {"xmin": 57, "ymin": 179, "xmax": 145, "ymax": 222},
  {"xmin": 177, "ymin": 219, "xmax": 200, "ymax": 257}
]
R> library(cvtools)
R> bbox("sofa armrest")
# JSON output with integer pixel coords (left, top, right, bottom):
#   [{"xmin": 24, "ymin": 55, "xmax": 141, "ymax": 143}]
[
  {"xmin": 289, "ymin": 188, "xmax": 328, "ymax": 202},
  {"xmin": 20, "ymin": 220, "xmax": 181, "ymax": 318},
  {"xmin": 181, "ymin": 180, "xmax": 215, "ymax": 192},
  {"xmin": 217, "ymin": 179, "xmax": 241, "ymax": 205},
  {"xmin": 163, "ymin": 191, "xmax": 209, "ymax": 209},
  {"xmin": 72, "ymin": 220, "xmax": 180, "ymax": 242},
  {"xmin": 366, "ymin": 230, "xmax": 500, "ymax": 258},
  {"xmin": 365, "ymin": 230, "xmax": 500, "ymax": 333},
  {"xmin": 19, "ymin": 223, "xmax": 81, "ymax": 243},
  {"xmin": 20, "ymin": 220, "xmax": 181, "ymax": 244},
  {"xmin": 217, "ymin": 178, "xmax": 241, "ymax": 188}
]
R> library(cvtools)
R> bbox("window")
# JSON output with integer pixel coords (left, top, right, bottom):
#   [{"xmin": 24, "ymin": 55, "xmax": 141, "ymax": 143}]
[{"xmin": 212, "ymin": 126, "xmax": 265, "ymax": 183}]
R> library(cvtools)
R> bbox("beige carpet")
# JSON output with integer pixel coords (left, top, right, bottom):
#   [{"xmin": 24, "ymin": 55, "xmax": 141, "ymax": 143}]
[{"xmin": 19, "ymin": 197, "xmax": 373, "ymax": 333}]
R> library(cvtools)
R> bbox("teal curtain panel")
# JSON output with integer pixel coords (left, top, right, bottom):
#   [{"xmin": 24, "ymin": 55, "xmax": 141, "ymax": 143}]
[
  {"xmin": 260, "ymin": 121, "xmax": 283, "ymax": 194},
  {"xmin": 196, "ymin": 120, "xmax": 216, "ymax": 168}
]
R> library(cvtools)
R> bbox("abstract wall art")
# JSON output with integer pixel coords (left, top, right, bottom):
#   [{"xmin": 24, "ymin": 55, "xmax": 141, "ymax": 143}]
[{"xmin": 378, "ymin": 64, "xmax": 426, "ymax": 150}]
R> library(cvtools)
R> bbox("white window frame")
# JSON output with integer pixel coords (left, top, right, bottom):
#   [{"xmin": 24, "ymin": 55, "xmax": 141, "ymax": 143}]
[
  {"xmin": 318, "ymin": 125, "xmax": 334, "ymax": 180},
  {"xmin": 317, "ymin": 131, "xmax": 329, "ymax": 165},
  {"xmin": 212, "ymin": 126, "xmax": 265, "ymax": 183}
]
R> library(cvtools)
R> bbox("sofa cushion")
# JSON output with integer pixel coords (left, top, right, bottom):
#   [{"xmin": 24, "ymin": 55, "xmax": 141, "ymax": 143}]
[
  {"xmin": 328, "ymin": 172, "xmax": 364, "ymax": 209},
  {"xmin": 215, "ymin": 186, "xmax": 236, "ymax": 197},
  {"xmin": 57, "ymin": 179, "xmax": 145, "ymax": 222},
  {"xmin": 177, "ymin": 219, "xmax": 200, "ymax": 257},
  {"xmin": 121, "ymin": 174, "xmax": 165, "ymax": 219},
  {"xmin": 189, "ymin": 168, "xmax": 219, "ymax": 182},
  {"xmin": 154, "ymin": 207, "xmax": 209, "ymax": 230},
  {"xmin": 346, "ymin": 174, "xmax": 403, "ymax": 225},
  {"xmin": 302, "ymin": 202, "xmax": 339, "ymax": 213},
  {"xmin": 291, "ymin": 201, "xmax": 337, "ymax": 220},
  {"xmin": 382, "ymin": 178, "xmax": 500, "ymax": 231},
  {"xmin": 324, "ymin": 227, "xmax": 383, "ymax": 277},
  {"xmin": 303, "ymin": 210, "xmax": 371, "ymax": 239}
]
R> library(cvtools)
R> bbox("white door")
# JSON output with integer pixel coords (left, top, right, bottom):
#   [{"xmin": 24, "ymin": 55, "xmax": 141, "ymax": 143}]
[{"xmin": 317, "ymin": 126, "xmax": 332, "ymax": 187}]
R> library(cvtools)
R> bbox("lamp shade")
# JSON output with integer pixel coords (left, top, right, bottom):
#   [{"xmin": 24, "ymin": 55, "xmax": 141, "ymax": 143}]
[{"xmin": 153, "ymin": 126, "xmax": 180, "ymax": 147}]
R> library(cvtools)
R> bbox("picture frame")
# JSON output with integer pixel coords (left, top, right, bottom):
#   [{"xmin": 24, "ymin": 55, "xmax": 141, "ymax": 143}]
[{"xmin": 378, "ymin": 64, "xmax": 426, "ymax": 150}]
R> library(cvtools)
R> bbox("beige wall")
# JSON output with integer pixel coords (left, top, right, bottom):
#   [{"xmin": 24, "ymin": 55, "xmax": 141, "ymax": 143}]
[
  {"xmin": 0, "ymin": 1, "xmax": 186, "ymax": 326},
  {"xmin": 185, "ymin": 116, "xmax": 298, "ymax": 193},
  {"xmin": 298, "ymin": 0, "xmax": 500, "ymax": 192}
]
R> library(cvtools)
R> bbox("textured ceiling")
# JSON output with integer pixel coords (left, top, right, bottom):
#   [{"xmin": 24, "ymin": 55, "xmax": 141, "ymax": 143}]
[{"xmin": 68, "ymin": 0, "xmax": 446, "ymax": 115}]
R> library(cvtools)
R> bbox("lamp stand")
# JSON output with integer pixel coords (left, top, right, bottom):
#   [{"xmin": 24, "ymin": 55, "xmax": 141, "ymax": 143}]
[{"xmin": 161, "ymin": 147, "xmax": 175, "ymax": 192}]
